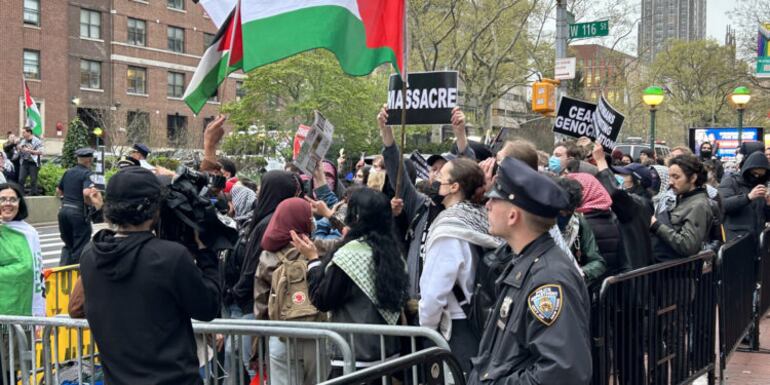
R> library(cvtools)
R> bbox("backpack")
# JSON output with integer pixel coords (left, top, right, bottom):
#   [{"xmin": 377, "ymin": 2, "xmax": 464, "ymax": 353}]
[
  {"xmin": 453, "ymin": 243, "xmax": 512, "ymax": 339},
  {"xmin": 267, "ymin": 249, "xmax": 325, "ymax": 322}
]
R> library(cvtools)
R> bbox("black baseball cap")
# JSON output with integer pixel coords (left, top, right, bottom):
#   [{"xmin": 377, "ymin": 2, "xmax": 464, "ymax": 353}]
[{"xmin": 106, "ymin": 167, "xmax": 161, "ymax": 204}]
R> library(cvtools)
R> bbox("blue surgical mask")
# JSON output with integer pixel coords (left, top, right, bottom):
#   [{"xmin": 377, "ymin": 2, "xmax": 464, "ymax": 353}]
[{"xmin": 548, "ymin": 156, "xmax": 562, "ymax": 174}]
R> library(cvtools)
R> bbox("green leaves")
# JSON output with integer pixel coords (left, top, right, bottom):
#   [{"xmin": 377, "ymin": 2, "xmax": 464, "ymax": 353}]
[{"xmin": 61, "ymin": 118, "xmax": 91, "ymax": 169}]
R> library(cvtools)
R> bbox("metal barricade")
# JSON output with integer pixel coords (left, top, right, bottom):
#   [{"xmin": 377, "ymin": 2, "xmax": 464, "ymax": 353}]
[
  {"xmin": 0, "ymin": 315, "xmax": 354, "ymax": 385},
  {"xmin": 592, "ymin": 251, "xmax": 716, "ymax": 385},
  {"xmin": 717, "ymin": 234, "xmax": 758, "ymax": 380},
  {"xmin": 209, "ymin": 319, "xmax": 450, "ymax": 385},
  {"xmin": 319, "ymin": 347, "xmax": 466, "ymax": 385},
  {"xmin": 750, "ymin": 228, "xmax": 770, "ymax": 350}
]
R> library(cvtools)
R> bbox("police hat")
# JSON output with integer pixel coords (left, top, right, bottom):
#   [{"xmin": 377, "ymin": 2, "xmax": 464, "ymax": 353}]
[
  {"xmin": 131, "ymin": 143, "xmax": 151, "ymax": 158},
  {"xmin": 611, "ymin": 163, "xmax": 653, "ymax": 189},
  {"xmin": 485, "ymin": 157, "xmax": 569, "ymax": 218},
  {"xmin": 75, "ymin": 148, "xmax": 95, "ymax": 157}
]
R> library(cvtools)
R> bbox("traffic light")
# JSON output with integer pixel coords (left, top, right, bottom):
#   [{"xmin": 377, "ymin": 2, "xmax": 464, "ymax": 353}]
[{"xmin": 532, "ymin": 79, "xmax": 559, "ymax": 114}]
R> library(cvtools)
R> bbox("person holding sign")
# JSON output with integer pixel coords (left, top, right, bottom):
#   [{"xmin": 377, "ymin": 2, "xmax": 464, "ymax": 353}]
[{"xmin": 377, "ymin": 105, "xmax": 475, "ymax": 326}]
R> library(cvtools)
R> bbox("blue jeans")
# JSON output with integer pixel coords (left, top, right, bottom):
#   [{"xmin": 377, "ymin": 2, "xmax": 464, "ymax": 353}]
[{"xmin": 224, "ymin": 304, "xmax": 256, "ymax": 382}]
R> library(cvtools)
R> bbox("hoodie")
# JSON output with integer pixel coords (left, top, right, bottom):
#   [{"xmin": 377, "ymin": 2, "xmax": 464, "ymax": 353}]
[
  {"xmin": 719, "ymin": 151, "xmax": 770, "ymax": 242},
  {"xmin": 80, "ymin": 230, "xmax": 220, "ymax": 385}
]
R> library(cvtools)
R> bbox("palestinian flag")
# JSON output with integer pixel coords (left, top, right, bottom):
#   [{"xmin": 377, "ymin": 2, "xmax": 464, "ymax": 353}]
[
  {"xmin": 240, "ymin": 0, "xmax": 405, "ymax": 77},
  {"xmin": 23, "ymin": 77, "xmax": 42, "ymax": 136},
  {"xmin": 184, "ymin": 1, "xmax": 243, "ymax": 114},
  {"xmin": 0, "ymin": 222, "xmax": 45, "ymax": 316}
]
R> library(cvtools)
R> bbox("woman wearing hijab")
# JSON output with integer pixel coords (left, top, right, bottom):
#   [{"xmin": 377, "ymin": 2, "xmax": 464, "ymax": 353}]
[
  {"xmin": 229, "ymin": 183, "xmax": 257, "ymax": 223},
  {"xmin": 567, "ymin": 173, "xmax": 628, "ymax": 277},
  {"xmin": 291, "ymin": 188, "xmax": 409, "ymax": 376},
  {"xmin": 255, "ymin": 198, "xmax": 324, "ymax": 385},
  {"xmin": 0, "ymin": 182, "xmax": 45, "ymax": 317}
]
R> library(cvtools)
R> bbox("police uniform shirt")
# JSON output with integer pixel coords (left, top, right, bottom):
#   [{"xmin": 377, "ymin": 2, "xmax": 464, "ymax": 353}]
[
  {"xmin": 468, "ymin": 232, "xmax": 592, "ymax": 384},
  {"xmin": 59, "ymin": 165, "xmax": 93, "ymax": 206}
]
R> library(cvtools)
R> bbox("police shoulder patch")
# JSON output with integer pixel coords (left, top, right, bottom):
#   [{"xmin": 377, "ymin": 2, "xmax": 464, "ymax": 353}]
[{"xmin": 527, "ymin": 284, "xmax": 563, "ymax": 326}]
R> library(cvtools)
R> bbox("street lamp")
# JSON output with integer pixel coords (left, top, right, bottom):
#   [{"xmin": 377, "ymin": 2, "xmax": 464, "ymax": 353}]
[
  {"xmin": 642, "ymin": 86, "xmax": 665, "ymax": 155},
  {"xmin": 730, "ymin": 86, "xmax": 751, "ymax": 146}
]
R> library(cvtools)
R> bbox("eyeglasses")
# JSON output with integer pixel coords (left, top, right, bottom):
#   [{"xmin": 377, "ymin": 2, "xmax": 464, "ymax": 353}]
[{"xmin": 0, "ymin": 197, "xmax": 19, "ymax": 204}]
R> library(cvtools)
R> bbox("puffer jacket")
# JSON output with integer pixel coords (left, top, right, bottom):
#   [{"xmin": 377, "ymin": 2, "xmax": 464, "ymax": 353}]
[
  {"xmin": 583, "ymin": 209, "xmax": 627, "ymax": 276},
  {"xmin": 651, "ymin": 188, "xmax": 713, "ymax": 261},
  {"xmin": 719, "ymin": 151, "xmax": 770, "ymax": 242}
]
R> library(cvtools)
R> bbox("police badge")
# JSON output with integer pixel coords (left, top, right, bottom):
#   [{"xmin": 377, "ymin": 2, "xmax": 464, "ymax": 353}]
[{"xmin": 528, "ymin": 284, "xmax": 563, "ymax": 326}]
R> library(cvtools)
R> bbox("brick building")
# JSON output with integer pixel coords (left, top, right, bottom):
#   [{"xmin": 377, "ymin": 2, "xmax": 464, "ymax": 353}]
[
  {"xmin": 570, "ymin": 44, "xmax": 642, "ymax": 105},
  {"xmin": 1, "ymin": 0, "xmax": 242, "ymax": 154}
]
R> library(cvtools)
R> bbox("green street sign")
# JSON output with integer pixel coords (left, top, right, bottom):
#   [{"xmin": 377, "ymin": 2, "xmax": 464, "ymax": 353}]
[
  {"xmin": 757, "ymin": 57, "xmax": 770, "ymax": 78},
  {"xmin": 569, "ymin": 20, "xmax": 609, "ymax": 39}
]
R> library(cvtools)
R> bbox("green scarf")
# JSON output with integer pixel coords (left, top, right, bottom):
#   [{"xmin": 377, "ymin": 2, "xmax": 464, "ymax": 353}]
[
  {"xmin": 329, "ymin": 240, "xmax": 400, "ymax": 325},
  {"xmin": 0, "ymin": 225, "xmax": 35, "ymax": 315}
]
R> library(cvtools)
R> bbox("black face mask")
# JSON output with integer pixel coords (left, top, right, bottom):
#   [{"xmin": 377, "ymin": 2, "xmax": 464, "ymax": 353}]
[
  {"xmin": 746, "ymin": 173, "xmax": 768, "ymax": 186},
  {"xmin": 428, "ymin": 180, "xmax": 444, "ymax": 206},
  {"xmin": 701, "ymin": 150, "xmax": 712, "ymax": 159}
]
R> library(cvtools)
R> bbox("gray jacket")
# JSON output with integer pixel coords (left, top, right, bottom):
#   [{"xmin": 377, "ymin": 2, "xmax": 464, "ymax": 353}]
[
  {"xmin": 651, "ymin": 188, "xmax": 713, "ymax": 261},
  {"xmin": 719, "ymin": 152, "xmax": 770, "ymax": 242}
]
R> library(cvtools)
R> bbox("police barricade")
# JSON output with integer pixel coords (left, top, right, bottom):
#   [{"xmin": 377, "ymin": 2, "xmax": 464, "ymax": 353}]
[
  {"xmin": 750, "ymin": 228, "xmax": 770, "ymax": 350},
  {"xmin": 717, "ymin": 233, "xmax": 758, "ymax": 379},
  {"xmin": 0, "ymin": 315, "xmax": 354, "ymax": 385},
  {"xmin": 319, "ymin": 347, "xmax": 465, "ymax": 385},
  {"xmin": 210, "ymin": 319, "xmax": 450, "ymax": 385},
  {"xmin": 592, "ymin": 251, "xmax": 716, "ymax": 385}
]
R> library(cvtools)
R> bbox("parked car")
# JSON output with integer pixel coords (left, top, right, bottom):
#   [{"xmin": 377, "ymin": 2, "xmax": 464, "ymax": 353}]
[{"xmin": 615, "ymin": 138, "xmax": 671, "ymax": 161}]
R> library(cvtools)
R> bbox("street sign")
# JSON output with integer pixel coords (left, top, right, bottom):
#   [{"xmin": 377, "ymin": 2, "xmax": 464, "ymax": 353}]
[
  {"xmin": 555, "ymin": 57, "xmax": 576, "ymax": 80},
  {"xmin": 569, "ymin": 20, "xmax": 609, "ymax": 39}
]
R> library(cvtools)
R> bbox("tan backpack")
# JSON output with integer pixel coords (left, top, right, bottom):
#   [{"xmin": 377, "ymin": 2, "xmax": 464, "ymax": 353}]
[{"xmin": 267, "ymin": 249, "xmax": 325, "ymax": 322}]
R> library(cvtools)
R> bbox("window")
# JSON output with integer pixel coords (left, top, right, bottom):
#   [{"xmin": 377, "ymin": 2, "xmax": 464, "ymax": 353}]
[
  {"xmin": 23, "ymin": 50, "xmax": 40, "ymax": 80},
  {"xmin": 127, "ymin": 18, "xmax": 146, "ymax": 46},
  {"xmin": 167, "ymin": 26, "xmax": 185, "ymax": 53},
  {"xmin": 80, "ymin": 9, "xmax": 101, "ymax": 39},
  {"xmin": 236, "ymin": 81, "xmax": 245, "ymax": 101},
  {"xmin": 80, "ymin": 60, "xmax": 101, "ymax": 89},
  {"xmin": 203, "ymin": 32, "xmax": 215, "ymax": 49},
  {"xmin": 167, "ymin": 114, "xmax": 187, "ymax": 142},
  {"xmin": 167, "ymin": 0, "xmax": 185, "ymax": 10},
  {"xmin": 167, "ymin": 72, "xmax": 185, "ymax": 98},
  {"xmin": 127, "ymin": 66, "xmax": 147, "ymax": 94},
  {"xmin": 23, "ymin": 0, "xmax": 40, "ymax": 26}
]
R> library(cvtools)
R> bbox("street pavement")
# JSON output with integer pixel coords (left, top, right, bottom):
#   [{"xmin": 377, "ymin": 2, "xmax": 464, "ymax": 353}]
[{"xmin": 35, "ymin": 222, "xmax": 106, "ymax": 268}]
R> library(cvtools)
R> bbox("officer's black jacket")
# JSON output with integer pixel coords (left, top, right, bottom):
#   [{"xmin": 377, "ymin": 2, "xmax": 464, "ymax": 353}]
[{"xmin": 468, "ymin": 233, "xmax": 592, "ymax": 385}]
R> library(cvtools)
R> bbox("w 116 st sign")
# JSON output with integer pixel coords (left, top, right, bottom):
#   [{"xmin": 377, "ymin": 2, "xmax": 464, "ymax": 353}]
[{"xmin": 570, "ymin": 20, "xmax": 609, "ymax": 39}]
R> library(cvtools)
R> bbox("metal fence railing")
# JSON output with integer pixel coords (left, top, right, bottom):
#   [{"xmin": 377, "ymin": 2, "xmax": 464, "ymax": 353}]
[
  {"xmin": 592, "ymin": 251, "xmax": 717, "ymax": 385},
  {"xmin": 716, "ymin": 234, "xmax": 757, "ymax": 379},
  {"xmin": 750, "ymin": 228, "xmax": 770, "ymax": 351}
]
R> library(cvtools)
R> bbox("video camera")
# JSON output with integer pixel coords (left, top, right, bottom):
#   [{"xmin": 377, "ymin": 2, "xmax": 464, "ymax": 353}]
[{"xmin": 154, "ymin": 165, "xmax": 237, "ymax": 251}]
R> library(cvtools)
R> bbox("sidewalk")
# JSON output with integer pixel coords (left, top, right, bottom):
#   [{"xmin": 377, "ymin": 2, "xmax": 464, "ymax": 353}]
[{"xmin": 721, "ymin": 313, "xmax": 770, "ymax": 384}]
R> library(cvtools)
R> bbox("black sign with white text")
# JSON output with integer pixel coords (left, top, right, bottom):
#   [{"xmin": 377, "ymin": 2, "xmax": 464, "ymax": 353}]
[
  {"xmin": 386, "ymin": 71, "xmax": 459, "ymax": 125},
  {"xmin": 553, "ymin": 96, "xmax": 598, "ymax": 139},
  {"xmin": 592, "ymin": 96, "xmax": 625, "ymax": 152}
]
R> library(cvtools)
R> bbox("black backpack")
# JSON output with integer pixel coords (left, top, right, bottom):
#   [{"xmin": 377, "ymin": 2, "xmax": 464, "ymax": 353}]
[{"xmin": 453, "ymin": 243, "xmax": 513, "ymax": 339}]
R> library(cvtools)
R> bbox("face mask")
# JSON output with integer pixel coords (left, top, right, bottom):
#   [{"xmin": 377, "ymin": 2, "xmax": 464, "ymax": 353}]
[
  {"xmin": 615, "ymin": 175, "xmax": 625, "ymax": 189},
  {"xmin": 701, "ymin": 150, "xmax": 712, "ymax": 158},
  {"xmin": 746, "ymin": 173, "xmax": 768, "ymax": 186},
  {"xmin": 428, "ymin": 180, "xmax": 445, "ymax": 206},
  {"xmin": 548, "ymin": 156, "xmax": 562, "ymax": 174},
  {"xmin": 557, "ymin": 214, "xmax": 571, "ymax": 231}
]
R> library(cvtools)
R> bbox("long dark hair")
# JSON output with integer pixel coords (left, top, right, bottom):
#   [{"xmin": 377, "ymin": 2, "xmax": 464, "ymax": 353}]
[
  {"xmin": 0, "ymin": 183, "xmax": 28, "ymax": 221},
  {"xmin": 331, "ymin": 188, "xmax": 408, "ymax": 312}
]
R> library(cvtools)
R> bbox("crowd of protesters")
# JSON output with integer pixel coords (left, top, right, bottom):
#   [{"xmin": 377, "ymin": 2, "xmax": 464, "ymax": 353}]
[{"xmin": 2, "ymin": 103, "xmax": 770, "ymax": 385}]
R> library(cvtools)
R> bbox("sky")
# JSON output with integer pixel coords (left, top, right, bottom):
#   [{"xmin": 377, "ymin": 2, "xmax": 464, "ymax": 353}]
[{"xmin": 707, "ymin": 1, "xmax": 736, "ymax": 41}]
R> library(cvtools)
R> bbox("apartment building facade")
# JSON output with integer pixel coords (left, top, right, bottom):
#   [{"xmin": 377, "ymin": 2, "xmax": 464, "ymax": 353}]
[
  {"xmin": 1, "ymin": 0, "xmax": 242, "ymax": 152},
  {"xmin": 638, "ymin": 0, "xmax": 707, "ymax": 62}
]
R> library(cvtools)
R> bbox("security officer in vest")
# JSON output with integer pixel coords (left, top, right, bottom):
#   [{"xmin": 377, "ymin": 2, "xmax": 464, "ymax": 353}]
[
  {"xmin": 57, "ymin": 148, "xmax": 101, "ymax": 266},
  {"xmin": 469, "ymin": 157, "xmax": 592, "ymax": 385}
]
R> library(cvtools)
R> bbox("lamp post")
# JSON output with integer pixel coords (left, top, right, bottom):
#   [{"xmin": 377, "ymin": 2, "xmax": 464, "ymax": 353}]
[
  {"xmin": 93, "ymin": 127, "xmax": 104, "ymax": 177},
  {"xmin": 730, "ymin": 86, "xmax": 751, "ymax": 146},
  {"xmin": 642, "ymin": 86, "xmax": 665, "ymax": 155}
]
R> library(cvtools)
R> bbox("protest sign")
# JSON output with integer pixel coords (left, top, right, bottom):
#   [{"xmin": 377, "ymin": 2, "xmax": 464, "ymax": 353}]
[
  {"xmin": 553, "ymin": 96, "xmax": 597, "ymax": 139},
  {"xmin": 592, "ymin": 96, "xmax": 624, "ymax": 152},
  {"xmin": 294, "ymin": 111, "xmax": 334, "ymax": 175},
  {"xmin": 293, "ymin": 124, "xmax": 311, "ymax": 160},
  {"xmin": 386, "ymin": 71, "xmax": 459, "ymax": 125},
  {"xmin": 409, "ymin": 150, "xmax": 430, "ymax": 180}
]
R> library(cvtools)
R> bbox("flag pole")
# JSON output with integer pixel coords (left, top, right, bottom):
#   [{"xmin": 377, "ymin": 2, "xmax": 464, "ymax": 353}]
[{"xmin": 394, "ymin": 0, "xmax": 408, "ymax": 199}]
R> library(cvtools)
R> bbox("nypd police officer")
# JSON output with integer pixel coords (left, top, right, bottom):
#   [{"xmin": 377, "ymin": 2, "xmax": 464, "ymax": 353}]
[
  {"xmin": 469, "ymin": 157, "xmax": 592, "ymax": 384},
  {"xmin": 57, "ymin": 148, "xmax": 101, "ymax": 266}
]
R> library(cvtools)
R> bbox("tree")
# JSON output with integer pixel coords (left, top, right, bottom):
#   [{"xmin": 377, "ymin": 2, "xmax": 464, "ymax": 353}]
[
  {"xmin": 222, "ymin": 50, "xmax": 389, "ymax": 158},
  {"xmin": 61, "ymin": 118, "xmax": 91, "ymax": 169},
  {"xmin": 645, "ymin": 40, "xmax": 751, "ymax": 144}
]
